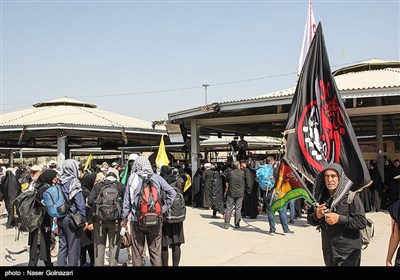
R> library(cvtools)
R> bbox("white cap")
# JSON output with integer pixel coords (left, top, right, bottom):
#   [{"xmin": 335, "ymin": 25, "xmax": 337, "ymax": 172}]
[
  {"xmin": 30, "ymin": 165, "xmax": 42, "ymax": 172},
  {"xmin": 128, "ymin": 153, "xmax": 139, "ymax": 161},
  {"xmin": 204, "ymin": 163, "xmax": 212, "ymax": 169}
]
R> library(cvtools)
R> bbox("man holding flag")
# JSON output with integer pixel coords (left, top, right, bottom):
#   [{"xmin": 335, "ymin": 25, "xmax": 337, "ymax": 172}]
[
  {"xmin": 277, "ymin": 22, "xmax": 369, "ymax": 266},
  {"xmin": 307, "ymin": 163, "xmax": 367, "ymax": 266},
  {"xmin": 271, "ymin": 0, "xmax": 371, "ymax": 216}
]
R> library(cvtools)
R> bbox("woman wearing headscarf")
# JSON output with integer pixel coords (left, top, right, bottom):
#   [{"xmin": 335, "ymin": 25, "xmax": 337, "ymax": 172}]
[
  {"xmin": 0, "ymin": 170, "xmax": 21, "ymax": 229},
  {"xmin": 201, "ymin": 163, "xmax": 213, "ymax": 209},
  {"xmin": 57, "ymin": 159, "xmax": 86, "ymax": 266},
  {"xmin": 159, "ymin": 165, "xmax": 185, "ymax": 266},
  {"xmin": 28, "ymin": 169, "xmax": 58, "ymax": 266},
  {"xmin": 121, "ymin": 156, "xmax": 176, "ymax": 266},
  {"xmin": 80, "ymin": 173, "xmax": 96, "ymax": 266}
]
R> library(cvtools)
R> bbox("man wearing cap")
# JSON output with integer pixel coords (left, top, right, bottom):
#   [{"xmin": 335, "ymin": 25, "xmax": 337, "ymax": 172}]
[
  {"xmin": 48, "ymin": 160, "xmax": 57, "ymax": 169},
  {"xmin": 47, "ymin": 160, "xmax": 61, "ymax": 175},
  {"xmin": 27, "ymin": 165, "xmax": 43, "ymax": 191}
]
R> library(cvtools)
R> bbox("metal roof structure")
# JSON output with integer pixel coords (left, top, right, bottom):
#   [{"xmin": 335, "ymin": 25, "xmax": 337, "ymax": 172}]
[
  {"xmin": 168, "ymin": 59, "xmax": 400, "ymax": 140},
  {"xmin": 0, "ymin": 97, "xmax": 166, "ymax": 152}
]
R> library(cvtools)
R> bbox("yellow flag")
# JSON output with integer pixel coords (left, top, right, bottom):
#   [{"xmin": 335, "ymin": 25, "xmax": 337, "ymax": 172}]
[
  {"xmin": 155, "ymin": 135, "xmax": 169, "ymax": 168},
  {"xmin": 183, "ymin": 173, "xmax": 192, "ymax": 193},
  {"xmin": 84, "ymin": 154, "xmax": 93, "ymax": 171}
]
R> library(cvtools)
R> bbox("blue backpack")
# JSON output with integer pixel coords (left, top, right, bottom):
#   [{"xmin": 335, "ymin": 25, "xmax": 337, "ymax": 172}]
[
  {"xmin": 42, "ymin": 183, "xmax": 69, "ymax": 218},
  {"xmin": 256, "ymin": 164, "xmax": 275, "ymax": 190}
]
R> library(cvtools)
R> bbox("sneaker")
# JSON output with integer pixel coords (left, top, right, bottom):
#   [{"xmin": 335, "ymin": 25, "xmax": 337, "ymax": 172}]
[
  {"xmin": 211, "ymin": 215, "xmax": 218, "ymax": 219},
  {"xmin": 234, "ymin": 222, "xmax": 240, "ymax": 228},
  {"xmin": 284, "ymin": 230, "xmax": 294, "ymax": 235},
  {"xmin": 289, "ymin": 220, "xmax": 294, "ymax": 224},
  {"xmin": 267, "ymin": 231, "xmax": 275, "ymax": 236},
  {"xmin": 223, "ymin": 222, "xmax": 229, "ymax": 229}
]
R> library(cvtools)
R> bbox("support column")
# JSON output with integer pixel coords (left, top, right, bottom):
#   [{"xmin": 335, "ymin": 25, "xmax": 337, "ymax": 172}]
[
  {"xmin": 376, "ymin": 98, "xmax": 385, "ymax": 182},
  {"xmin": 120, "ymin": 150, "xmax": 125, "ymax": 165},
  {"xmin": 190, "ymin": 119, "xmax": 200, "ymax": 207},
  {"xmin": 190, "ymin": 119, "xmax": 200, "ymax": 178},
  {"xmin": 57, "ymin": 134, "xmax": 69, "ymax": 167},
  {"xmin": 8, "ymin": 151, "xmax": 14, "ymax": 168}
]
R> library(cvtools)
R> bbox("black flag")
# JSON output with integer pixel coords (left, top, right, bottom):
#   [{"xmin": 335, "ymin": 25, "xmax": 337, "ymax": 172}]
[{"xmin": 285, "ymin": 22, "xmax": 371, "ymax": 191}]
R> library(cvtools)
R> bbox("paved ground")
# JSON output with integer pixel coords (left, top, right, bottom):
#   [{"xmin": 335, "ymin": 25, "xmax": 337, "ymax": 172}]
[{"xmin": 0, "ymin": 205, "xmax": 392, "ymax": 267}]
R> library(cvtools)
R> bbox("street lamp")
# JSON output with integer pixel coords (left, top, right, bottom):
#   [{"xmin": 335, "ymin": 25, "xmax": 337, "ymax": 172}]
[{"xmin": 202, "ymin": 84, "xmax": 209, "ymax": 105}]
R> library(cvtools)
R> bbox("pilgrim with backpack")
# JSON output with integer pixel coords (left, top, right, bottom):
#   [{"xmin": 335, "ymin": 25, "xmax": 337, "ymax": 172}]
[
  {"xmin": 159, "ymin": 165, "xmax": 186, "ymax": 266},
  {"xmin": 88, "ymin": 171, "xmax": 125, "ymax": 266},
  {"xmin": 121, "ymin": 156, "xmax": 176, "ymax": 266}
]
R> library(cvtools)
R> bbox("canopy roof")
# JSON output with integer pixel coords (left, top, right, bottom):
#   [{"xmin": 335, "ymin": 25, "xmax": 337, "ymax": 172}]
[
  {"xmin": 168, "ymin": 59, "xmax": 400, "ymax": 140},
  {"xmin": 0, "ymin": 97, "xmax": 166, "ymax": 150}
]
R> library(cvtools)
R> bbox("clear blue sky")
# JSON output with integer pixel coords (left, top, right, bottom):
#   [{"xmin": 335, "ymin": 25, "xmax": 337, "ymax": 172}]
[{"xmin": 1, "ymin": 0, "xmax": 399, "ymax": 122}]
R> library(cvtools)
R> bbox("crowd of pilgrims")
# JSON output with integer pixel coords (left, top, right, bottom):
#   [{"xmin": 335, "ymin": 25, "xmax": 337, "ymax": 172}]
[
  {"xmin": 190, "ymin": 159, "xmax": 302, "ymax": 222},
  {"xmin": 0, "ymin": 155, "xmax": 399, "ymax": 266},
  {"xmin": 0, "ymin": 158, "xmax": 187, "ymax": 266}
]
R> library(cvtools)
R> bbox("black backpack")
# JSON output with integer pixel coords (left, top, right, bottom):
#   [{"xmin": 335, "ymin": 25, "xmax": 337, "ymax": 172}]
[
  {"xmin": 164, "ymin": 185, "xmax": 186, "ymax": 224},
  {"xmin": 137, "ymin": 178, "xmax": 162, "ymax": 227},
  {"xmin": 13, "ymin": 190, "xmax": 43, "ymax": 233},
  {"xmin": 94, "ymin": 181, "xmax": 121, "ymax": 223},
  {"xmin": 347, "ymin": 191, "xmax": 374, "ymax": 250}
]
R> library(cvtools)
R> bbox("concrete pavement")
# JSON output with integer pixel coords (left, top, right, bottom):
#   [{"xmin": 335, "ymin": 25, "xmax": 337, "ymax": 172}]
[{"xmin": 0, "ymin": 206, "xmax": 392, "ymax": 266}]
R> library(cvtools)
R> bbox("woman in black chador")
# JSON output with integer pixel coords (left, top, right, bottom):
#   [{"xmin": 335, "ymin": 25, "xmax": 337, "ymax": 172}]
[
  {"xmin": 0, "ymin": 170, "xmax": 21, "ymax": 229},
  {"xmin": 160, "ymin": 166, "xmax": 185, "ymax": 266},
  {"xmin": 28, "ymin": 169, "xmax": 58, "ymax": 266},
  {"xmin": 209, "ymin": 167, "xmax": 225, "ymax": 218}
]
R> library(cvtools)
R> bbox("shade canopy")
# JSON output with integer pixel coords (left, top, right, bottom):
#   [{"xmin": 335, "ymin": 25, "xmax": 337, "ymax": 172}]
[{"xmin": 0, "ymin": 97, "xmax": 166, "ymax": 153}]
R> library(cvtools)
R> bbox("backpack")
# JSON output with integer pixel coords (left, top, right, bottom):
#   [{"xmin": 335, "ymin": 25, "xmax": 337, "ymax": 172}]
[
  {"xmin": 137, "ymin": 178, "xmax": 162, "ymax": 227},
  {"xmin": 42, "ymin": 183, "xmax": 69, "ymax": 218},
  {"xmin": 163, "ymin": 184, "xmax": 186, "ymax": 224},
  {"xmin": 256, "ymin": 164, "xmax": 275, "ymax": 190},
  {"xmin": 347, "ymin": 191, "xmax": 375, "ymax": 250},
  {"xmin": 13, "ymin": 190, "xmax": 43, "ymax": 233},
  {"xmin": 94, "ymin": 181, "xmax": 122, "ymax": 223},
  {"xmin": 18, "ymin": 172, "xmax": 31, "ymax": 192}
]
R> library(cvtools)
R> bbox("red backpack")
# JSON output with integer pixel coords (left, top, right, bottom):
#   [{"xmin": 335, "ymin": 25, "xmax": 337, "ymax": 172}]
[{"xmin": 137, "ymin": 178, "xmax": 162, "ymax": 227}]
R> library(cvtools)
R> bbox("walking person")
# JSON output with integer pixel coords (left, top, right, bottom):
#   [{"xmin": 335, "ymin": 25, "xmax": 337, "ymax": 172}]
[
  {"xmin": 241, "ymin": 159, "xmax": 258, "ymax": 219},
  {"xmin": 80, "ymin": 173, "xmax": 96, "ymax": 266},
  {"xmin": 0, "ymin": 170, "xmax": 21, "ymax": 229},
  {"xmin": 201, "ymin": 163, "xmax": 213, "ymax": 209},
  {"xmin": 307, "ymin": 163, "xmax": 367, "ymax": 266},
  {"xmin": 386, "ymin": 199, "xmax": 400, "ymax": 266},
  {"xmin": 28, "ymin": 169, "xmax": 58, "ymax": 266},
  {"xmin": 121, "ymin": 156, "xmax": 176, "ymax": 266},
  {"xmin": 223, "ymin": 161, "xmax": 245, "ymax": 229},
  {"xmin": 88, "ymin": 171, "xmax": 125, "ymax": 266},
  {"xmin": 57, "ymin": 159, "xmax": 87, "ymax": 266},
  {"xmin": 209, "ymin": 166, "xmax": 225, "ymax": 218},
  {"xmin": 160, "ymin": 166, "xmax": 185, "ymax": 266},
  {"xmin": 265, "ymin": 156, "xmax": 293, "ymax": 235}
]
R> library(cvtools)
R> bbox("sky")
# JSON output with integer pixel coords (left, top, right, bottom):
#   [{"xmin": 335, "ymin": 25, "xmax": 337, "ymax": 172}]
[{"xmin": 1, "ymin": 0, "xmax": 399, "ymax": 123}]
